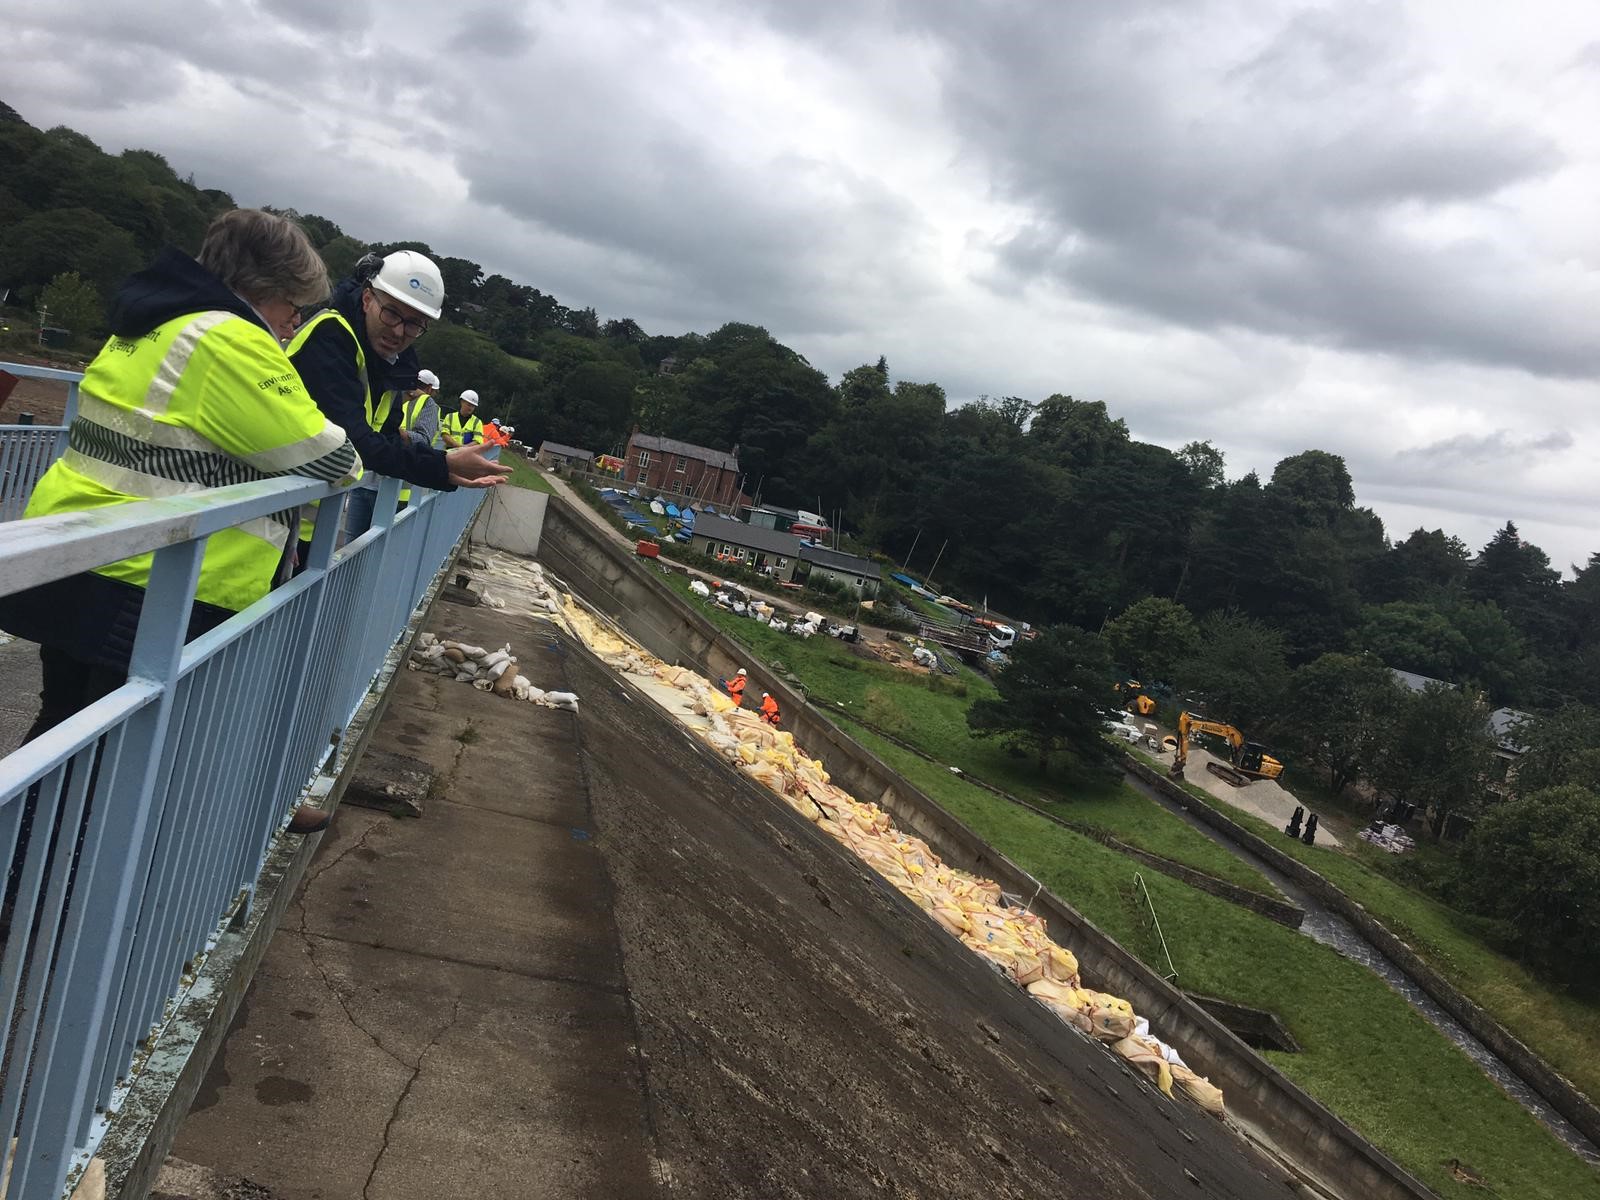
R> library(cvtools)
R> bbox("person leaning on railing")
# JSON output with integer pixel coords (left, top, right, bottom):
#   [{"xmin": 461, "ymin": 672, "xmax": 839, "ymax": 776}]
[
  {"xmin": 0, "ymin": 208, "xmax": 364, "ymax": 834},
  {"xmin": 287, "ymin": 253, "xmax": 508, "ymax": 547}
]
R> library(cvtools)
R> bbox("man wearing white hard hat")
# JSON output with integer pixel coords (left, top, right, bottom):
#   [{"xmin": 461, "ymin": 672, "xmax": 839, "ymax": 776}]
[
  {"xmin": 289, "ymin": 250, "xmax": 508, "ymax": 541},
  {"xmin": 440, "ymin": 389, "xmax": 485, "ymax": 448}
]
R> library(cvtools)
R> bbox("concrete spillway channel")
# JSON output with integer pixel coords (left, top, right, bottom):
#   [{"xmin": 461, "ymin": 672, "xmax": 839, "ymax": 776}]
[{"xmin": 1123, "ymin": 772, "xmax": 1600, "ymax": 1169}]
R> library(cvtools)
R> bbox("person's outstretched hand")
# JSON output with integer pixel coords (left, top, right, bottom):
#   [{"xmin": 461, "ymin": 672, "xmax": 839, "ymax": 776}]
[{"xmin": 445, "ymin": 444, "xmax": 514, "ymax": 488}]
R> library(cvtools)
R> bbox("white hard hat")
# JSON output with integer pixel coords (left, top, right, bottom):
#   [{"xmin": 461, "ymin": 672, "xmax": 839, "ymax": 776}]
[
  {"xmin": 736, "ymin": 668, "xmax": 747, "ymax": 676},
  {"xmin": 370, "ymin": 250, "xmax": 444, "ymax": 320},
  {"xmin": 416, "ymin": 368, "xmax": 440, "ymax": 389},
  {"xmin": 459, "ymin": 389, "xmax": 479, "ymax": 406}
]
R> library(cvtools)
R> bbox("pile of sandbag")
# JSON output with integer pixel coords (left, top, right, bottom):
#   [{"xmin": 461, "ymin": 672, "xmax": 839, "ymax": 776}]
[
  {"xmin": 524, "ymin": 570, "xmax": 1224, "ymax": 1116},
  {"xmin": 408, "ymin": 633, "xmax": 578, "ymax": 711}
]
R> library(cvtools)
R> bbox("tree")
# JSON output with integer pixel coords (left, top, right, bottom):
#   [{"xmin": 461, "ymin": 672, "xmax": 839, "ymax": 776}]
[
  {"xmin": 1508, "ymin": 705, "xmax": 1600, "ymax": 796},
  {"xmin": 1469, "ymin": 522, "xmax": 1564, "ymax": 657},
  {"xmin": 1172, "ymin": 610, "xmax": 1290, "ymax": 732},
  {"xmin": 38, "ymin": 270, "xmax": 103, "ymax": 336},
  {"xmin": 1361, "ymin": 527, "xmax": 1471, "ymax": 604},
  {"xmin": 1282, "ymin": 653, "xmax": 1401, "ymax": 795},
  {"xmin": 1267, "ymin": 449, "xmax": 1355, "ymax": 527},
  {"xmin": 317, "ymin": 235, "xmax": 368, "ymax": 283},
  {"xmin": 1103, "ymin": 596, "xmax": 1198, "ymax": 683},
  {"xmin": 1176, "ymin": 440, "xmax": 1225, "ymax": 489},
  {"xmin": 548, "ymin": 360, "xmax": 636, "ymax": 450},
  {"xmin": 1459, "ymin": 786, "xmax": 1600, "ymax": 979},
  {"xmin": 967, "ymin": 625, "xmax": 1117, "ymax": 774},
  {"xmin": 1370, "ymin": 683, "xmax": 1495, "ymax": 838},
  {"xmin": 0, "ymin": 207, "xmax": 141, "ymax": 299}
]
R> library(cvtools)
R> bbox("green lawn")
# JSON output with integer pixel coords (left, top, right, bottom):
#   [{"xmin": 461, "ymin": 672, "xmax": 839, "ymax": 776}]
[
  {"xmin": 501, "ymin": 452, "xmax": 553, "ymax": 493},
  {"xmin": 845, "ymin": 726, "xmax": 1600, "ymax": 1200},
  {"xmin": 1133, "ymin": 748, "xmax": 1600, "ymax": 1109}
]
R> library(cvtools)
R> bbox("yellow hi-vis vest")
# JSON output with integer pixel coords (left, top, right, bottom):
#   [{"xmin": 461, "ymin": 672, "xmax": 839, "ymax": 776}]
[
  {"xmin": 396, "ymin": 391, "xmax": 432, "ymax": 503},
  {"xmin": 286, "ymin": 308, "xmax": 403, "ymax": 432},
  {"xmin": 287, "ymin": 308, "xmax": 405, "ymax": 535},
  {"xmin": 25, "ymin": 310, "xmax": 361, "ymax": 612},
  {"xmin": 440, "ymin": 409, "xmax": 483, "ymax": 446}
]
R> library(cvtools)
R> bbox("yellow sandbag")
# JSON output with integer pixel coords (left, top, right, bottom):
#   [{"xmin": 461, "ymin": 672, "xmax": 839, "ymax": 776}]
[
  {"xmin": 1088, "ymin": 1006, "xmax": 1137, "ymax": 1042},
  {"xmin": 1172, "ymin": 1064, "xmax": 1226, "ymax": 1116},
  {"xmin": 1113, "ymin": 1036, "xmax": 1174, "ymax": 1098},
  {"xmin": 1045, "ymin": 946, "xmax": 1080, "ymax": 984}
]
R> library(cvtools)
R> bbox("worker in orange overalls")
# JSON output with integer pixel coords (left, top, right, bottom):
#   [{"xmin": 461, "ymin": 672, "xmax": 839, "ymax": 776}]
[
  {"xmin": 759, "ymin": 692, "xmax": 780, "ymax": 727},
  {"xmin": 724, "ymin": 667, "xmax": 747, "ymax": 707}
]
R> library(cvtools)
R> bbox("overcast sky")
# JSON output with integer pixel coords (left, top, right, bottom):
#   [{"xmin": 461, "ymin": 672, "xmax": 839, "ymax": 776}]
[{"xmin": 8, "ymin": 0, "xmax": 1600, "ymax": 572}]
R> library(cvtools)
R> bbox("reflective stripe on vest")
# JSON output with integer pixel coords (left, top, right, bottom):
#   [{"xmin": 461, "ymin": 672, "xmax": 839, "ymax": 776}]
[{"xmin": 26, "ymin": 310, "xmax": 358, "ymax": 612}]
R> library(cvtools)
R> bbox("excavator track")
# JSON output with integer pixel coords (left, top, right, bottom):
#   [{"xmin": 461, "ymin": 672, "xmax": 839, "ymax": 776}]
[{"xmin": 1205, "ymin": 761, "xmax": 1253, "ymax": 788}]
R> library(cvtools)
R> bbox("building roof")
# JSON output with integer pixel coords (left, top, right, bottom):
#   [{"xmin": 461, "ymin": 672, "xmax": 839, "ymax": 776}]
[
  {"xmin": 800, "ymin": 545, "xmax": 882, "ymax": 580},
  {"xmin": 1489, "ymin": 707, "xmax": 1533, "ymax": 754},
  {"xmin": 1390, "ymin": 668, "xmax": 1453, "ymax": 693},
  {"xmin": 538, "ymin": 441, "xmax": 594, "ymax": 460},
  {"xmin": 630, "ymin": 433, "xmax": 739, "ymax": 472},
  {"xmin": 692, "ymin": 513, "xmax": 801, "ymax": 556}
]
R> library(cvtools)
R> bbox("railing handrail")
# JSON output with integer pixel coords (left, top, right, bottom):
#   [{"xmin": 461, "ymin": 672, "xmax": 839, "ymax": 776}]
[
  {"xmin": 0, "ymin": 475, "xmax": 336, "ymax": 598},
  {"xmin": 1, "ymin": 354, "xmax": 485, "ymax": 1199},
  {"xmin": 0, "ymin": 362, "xmax": 88, "ymax": 385}
]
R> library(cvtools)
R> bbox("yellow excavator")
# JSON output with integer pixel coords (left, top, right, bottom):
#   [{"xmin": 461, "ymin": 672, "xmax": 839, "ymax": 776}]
[{"xmin": 1168, "ymin": 712, "xmax": 1284, "ymax": 787}]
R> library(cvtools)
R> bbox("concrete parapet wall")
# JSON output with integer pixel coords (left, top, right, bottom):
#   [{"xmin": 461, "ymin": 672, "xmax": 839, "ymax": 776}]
[
  {"xmin": 537, "ymin": 495, "xmax": 1437, "ymax": 1200},
  {"xmin": 1124, "ymin": 753, "xmax": 1600, "ymax": 1151},
  {"xmin": 470, "ymin": 485, "xmax": 548, "ymax": 558}
]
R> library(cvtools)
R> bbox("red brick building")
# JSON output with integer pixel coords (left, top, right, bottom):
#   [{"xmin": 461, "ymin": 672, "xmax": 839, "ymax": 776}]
[{"xmin": 622, "ymin": 432, "xmax": 743, "ymax": 509}]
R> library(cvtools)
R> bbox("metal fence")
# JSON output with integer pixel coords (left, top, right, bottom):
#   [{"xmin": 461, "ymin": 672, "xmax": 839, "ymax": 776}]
[
  {"xmin": 0, "ymin": 365, "xmax": 483, "ymax": 1198},
  {"xmin": 0, "ymin": 363, "xmax": 80, "ymax": 524}
]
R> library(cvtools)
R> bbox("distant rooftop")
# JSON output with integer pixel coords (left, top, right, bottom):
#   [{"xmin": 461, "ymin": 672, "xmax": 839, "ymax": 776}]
[
  {"xmin": 1390, "ymin": 668, "xmax": 1452, "ymax": 693},
  {"xmin": 539, "ymin": 441, "xmax": 594, "ymax": 460},
  {"xmin": 631, "ymin": 433, "xmax": 739, "ymax": 472},
  {"xmin": 692, "ymin": 512, "xmax": 801, "ymax": 556},
  {"xmin": 799, "ymin": 544, "xmax": 882, "ymax": 580}
]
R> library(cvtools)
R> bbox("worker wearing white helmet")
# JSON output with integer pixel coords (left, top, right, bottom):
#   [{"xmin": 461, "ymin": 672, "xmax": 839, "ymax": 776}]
[
  {"xmin": 723, "ymin": 666, "xmax": 748, "ymax": 707},
  {"xmin": 289, "ymin": 250, "xmax": 509, "ymax": 542},
  {"xmin": 440, "ymin": 388, "xmax": 485, "ymax": 448}
]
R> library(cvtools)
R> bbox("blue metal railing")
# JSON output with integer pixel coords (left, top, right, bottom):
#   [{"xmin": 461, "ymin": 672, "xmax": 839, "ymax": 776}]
[
  {"xmin": 0, "ymin": 363, "xmax": 81, "ymax": 523},
  {"xmin": 0, "ymin": 364, "xmax": 483, "ymax": 1198}
]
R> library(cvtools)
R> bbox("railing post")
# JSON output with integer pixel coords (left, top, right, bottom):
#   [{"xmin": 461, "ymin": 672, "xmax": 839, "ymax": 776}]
[{"xmin": 4, "ymin": 537, "xmax": 204, "ymax": 1197}]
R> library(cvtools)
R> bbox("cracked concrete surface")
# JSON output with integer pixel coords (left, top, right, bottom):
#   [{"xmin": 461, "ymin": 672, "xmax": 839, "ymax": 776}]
[{"xmin": 160, "ymin": 563, "xmax": 1299, "ymax": 1200}]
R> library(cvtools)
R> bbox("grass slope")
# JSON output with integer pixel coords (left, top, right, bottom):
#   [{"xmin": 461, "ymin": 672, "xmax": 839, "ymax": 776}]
[{"xmin": 1134, "ymin": 749, "xmax": 1600, "ymax": 1111}]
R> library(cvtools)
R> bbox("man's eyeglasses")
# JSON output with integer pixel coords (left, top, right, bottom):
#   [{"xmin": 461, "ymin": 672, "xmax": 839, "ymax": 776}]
[{"xmin": 373, "ymin": 298, "xmax": 429, "ymax": 337}]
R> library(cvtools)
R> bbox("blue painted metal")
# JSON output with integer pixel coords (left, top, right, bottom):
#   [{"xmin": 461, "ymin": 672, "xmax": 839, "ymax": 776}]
[
  {"xmin": 0, "ymin": 361, "xmax": 485, "ymax": 1197},
  {"xmin": 0, "ymin": 361, "xmax": 80, "ymax": 522}
]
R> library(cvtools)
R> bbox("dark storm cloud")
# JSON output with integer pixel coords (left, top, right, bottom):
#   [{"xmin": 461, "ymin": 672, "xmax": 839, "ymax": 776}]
[
  {"xmin": 1397, "ymin": 428, "xmax": 1575, "ymax": 465},
  {"xmin": 900, "ymin": 2, "xmax": 1584, "ymax": 377}
]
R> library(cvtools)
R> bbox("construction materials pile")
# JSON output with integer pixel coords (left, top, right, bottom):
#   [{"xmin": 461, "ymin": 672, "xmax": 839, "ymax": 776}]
[
  {"xmin": 1358, "ymin": 823, "xmax": 1416, "ymax": 854},
  {"xmin": 515, "ymin": 559, "xmax": 1226, "ymax": 1117}
]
